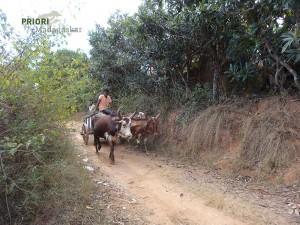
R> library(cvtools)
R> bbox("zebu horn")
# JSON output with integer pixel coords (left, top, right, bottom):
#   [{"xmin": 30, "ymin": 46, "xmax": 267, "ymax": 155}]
[
  {"xmin": 130, "ymin": 111, "xmax": 137, "ymax": 119},
  {"xmin": 117, "ymin": 107, "xmax": 122, "ymax": 119},
  {"xmin": 116, "ymin": 107, "xmax": 121, "ymax": 114},
  {"xmin": 117, "ymin": 106, "xmax": 124, "ymax": 114},
  {"xmin": 155, "ymin": 113, "xmax": 160, "ymax": 119}
]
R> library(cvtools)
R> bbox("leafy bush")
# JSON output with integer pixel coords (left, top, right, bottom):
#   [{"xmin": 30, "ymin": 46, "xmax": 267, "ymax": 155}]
[
  {"xmin": 0, "ymin": 23, "xmax": 97, "ymax": 224},
  {"xmin": 176, "ymin": 83, "xmax": 211, "ymax": 123}
]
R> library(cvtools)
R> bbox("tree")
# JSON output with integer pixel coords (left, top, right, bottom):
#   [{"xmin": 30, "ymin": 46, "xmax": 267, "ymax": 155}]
[{"xmin": 89, "ymin": 0, "xmax": 300, "ymax": 107}]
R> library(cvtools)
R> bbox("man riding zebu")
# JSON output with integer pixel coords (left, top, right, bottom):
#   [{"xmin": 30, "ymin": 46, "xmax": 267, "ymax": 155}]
[
  {"xmin": 80, "ymin": 88, "xmax": 135, "ymax": 163},
  {"xmin": 95, "ymin": 88, "xmax": 116, "ymax": 116},
  {"xmin": 81, "ymin": 87, "xmax": 160, "ymax": 162}
]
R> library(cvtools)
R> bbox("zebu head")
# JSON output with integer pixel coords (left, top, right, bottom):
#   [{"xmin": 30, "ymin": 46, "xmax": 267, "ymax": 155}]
[
  {"xmin": 115, "ymin": 112, "xmax": 136, "ymax": 140},
  {"xmin": 117, "ymin": 118, "xmax": 132, "ymax": 139},
  {"xmin": 146, "ymin": 113, "xmax": 160, "ymax": 136}
]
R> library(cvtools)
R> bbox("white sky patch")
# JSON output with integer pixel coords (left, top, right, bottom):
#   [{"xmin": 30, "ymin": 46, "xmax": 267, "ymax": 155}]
[
  {"xmin": 276, "ymin": 17, "xmax": 284, "ymax": 27},
  {"xmin": 0, "ymin": 0, "xmax": 142, "ymax": 54}
]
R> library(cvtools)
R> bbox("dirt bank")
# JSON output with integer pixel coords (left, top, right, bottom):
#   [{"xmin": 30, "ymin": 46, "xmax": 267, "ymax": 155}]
[{"xmin": 160, "ymin": 96, "xmax": 300, "ymax": 185}]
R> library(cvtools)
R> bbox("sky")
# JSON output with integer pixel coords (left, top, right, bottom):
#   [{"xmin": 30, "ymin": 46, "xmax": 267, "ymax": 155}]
[{"xmin": 0, "ymin": 0, "xmax": 142, "ymax": 54}]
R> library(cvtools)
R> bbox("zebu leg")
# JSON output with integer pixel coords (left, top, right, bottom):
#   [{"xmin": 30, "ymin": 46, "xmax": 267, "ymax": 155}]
[
  {"xmin": 97, "ymin": 139, "xmax": 101, "ymax": 152},
  {"xmin": 136, "ymin": 133, "xmax": 142, "ymax": 144},
  {"xmin": 109, "ymin": 142, "xmax": 115, "ymax": 163},
  {"xmin": 95, "ymin": 135, "xmax": 99, "ymax": 153},
  {"xmin": 94, "ymin": 134, "xmax": 97, "ymax": 153},
  {"xmin": 143, "ymin": 137, "xmax": 149, "ymax": 155},
  {"xmin": 94, "ymin": 134, "xmax": 101, "ymax": 153},
  {"xmin": 105, "ymin": 132, "xmax": 115, "ymax": 163}
]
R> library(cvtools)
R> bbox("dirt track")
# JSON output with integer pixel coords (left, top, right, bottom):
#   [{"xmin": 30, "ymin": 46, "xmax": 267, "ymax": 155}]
[{"xmin": 69, "ymin": 121, "xmax": 294, "ymax": 225}]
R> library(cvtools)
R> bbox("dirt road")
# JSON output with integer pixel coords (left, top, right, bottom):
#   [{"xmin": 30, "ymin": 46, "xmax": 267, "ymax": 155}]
[{"xmin": 69, "ymin": 121, "xmax": 293, "ymax": 225}]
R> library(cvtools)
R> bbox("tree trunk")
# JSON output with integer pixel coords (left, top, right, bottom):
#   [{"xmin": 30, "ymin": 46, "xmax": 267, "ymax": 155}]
[
  {"xmin": 179, "ymin": 71, "xmax": 190, "ymax": 98},
  {"xmin": 212, "ymin": 61, "xmax": 220, "ymax": 102}
]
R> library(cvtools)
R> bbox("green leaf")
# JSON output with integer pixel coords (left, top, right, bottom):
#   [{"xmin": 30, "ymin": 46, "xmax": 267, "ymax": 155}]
[{"xmin": 281, "ymin": 39, "xmax": 293, "ymax": 53}]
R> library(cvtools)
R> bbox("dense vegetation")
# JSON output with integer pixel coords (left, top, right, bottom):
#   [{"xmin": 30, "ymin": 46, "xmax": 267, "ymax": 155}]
[
  {"xmin": 0, "ymin": 11, "xmax": 96, "ymax": 224},
  {"xmin": 89, "ymin": 0, "xmax": 300, "ymax": 113}
]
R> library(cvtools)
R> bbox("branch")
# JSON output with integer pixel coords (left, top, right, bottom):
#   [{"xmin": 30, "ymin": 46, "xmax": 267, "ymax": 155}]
[
  {"xmin": 265, "ymin": 41, "xmax": 300, "ymax": 90},
  {"xmin": 274, "ymin": 63, "xmax": 283, "ymax": 87}
]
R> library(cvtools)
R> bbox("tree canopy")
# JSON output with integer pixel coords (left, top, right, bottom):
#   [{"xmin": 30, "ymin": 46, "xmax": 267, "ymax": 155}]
[{"xmin": 89, "ymin": 0, "xmax": 300, "ymax": 105}]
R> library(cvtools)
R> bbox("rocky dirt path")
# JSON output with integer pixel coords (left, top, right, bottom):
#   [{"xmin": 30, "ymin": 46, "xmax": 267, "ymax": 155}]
[{"xmin": 69, "ymin": 121, "xmax": 298, "ymax": 225}]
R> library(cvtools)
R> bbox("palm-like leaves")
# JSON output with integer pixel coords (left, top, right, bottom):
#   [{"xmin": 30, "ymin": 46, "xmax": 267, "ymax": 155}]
[{"xmin": 281, "ymin": 29, "xmax": 300, "ymax": 63}]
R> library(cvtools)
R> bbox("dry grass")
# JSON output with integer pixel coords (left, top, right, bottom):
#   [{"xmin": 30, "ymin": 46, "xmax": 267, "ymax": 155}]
[
  {"xmin": 180, "ymin": 106, "xmax": 247, "ymax": 160},
  {"xmin": 239, "ymin": 110, "xmax": 299, "ymax": 172},
  {"xmin": 161, "ymin": 97, "xmax": 300, "ymax": 180}
]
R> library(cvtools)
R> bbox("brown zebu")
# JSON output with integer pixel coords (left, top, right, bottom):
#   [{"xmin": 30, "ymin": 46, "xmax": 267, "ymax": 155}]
[
  {"xmin": 130, "ymin": 113, "xmax": 160, "ymax": 153},
  {"xmin": 92, "ymin": 112, "xmax": 135, "ymax": 163},
  {"xmin": 80, "ymin": 105, "xmax": 121, "ymax": 145}
]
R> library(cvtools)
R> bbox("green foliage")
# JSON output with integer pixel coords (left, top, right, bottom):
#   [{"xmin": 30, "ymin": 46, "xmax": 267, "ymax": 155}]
[
  {"xmin": 281, "ymin": 28, "xmax": 300, "ymax": 63},
  {"xmin": 89, "ymin": 0, "xmax": 300, "ymax": 111},
  {"xmin": 176, "ymin": 84, "xmax": 211, "ymax": 123},
  {"xmin": 115, "ymin": 92, "xmax": 161, "ymax": 115},
  {"xmin": 0, "ymin": 14, "xmax": 97, "ymax": 224},
  {"xmin": 226, "ymin": 63, "xmax": 257, "ymax": 83}
]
